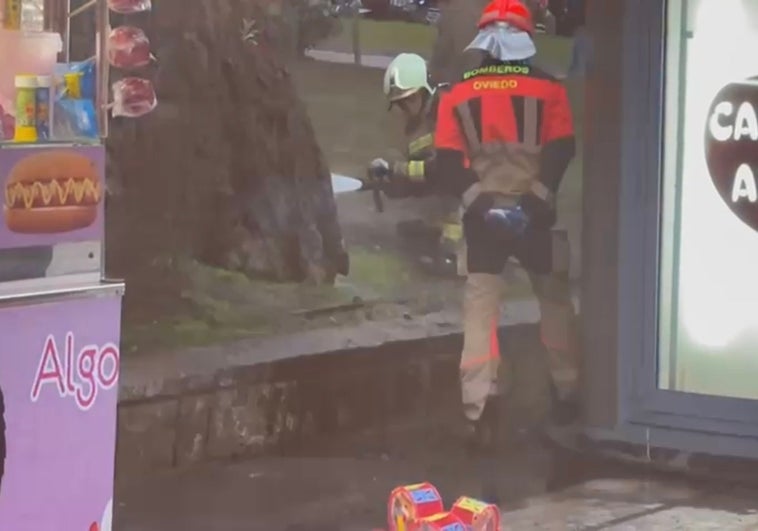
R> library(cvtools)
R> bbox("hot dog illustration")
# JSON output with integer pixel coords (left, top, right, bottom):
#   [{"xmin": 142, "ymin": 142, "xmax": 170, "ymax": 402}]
[{"xmin": 4, "ymin": 151, "xmax": 101, "ymax": 234}]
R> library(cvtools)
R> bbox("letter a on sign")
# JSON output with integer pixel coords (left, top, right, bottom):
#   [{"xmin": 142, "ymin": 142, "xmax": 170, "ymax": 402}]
[
  {"xmin": 734, "ymin": 102, "xmax": 758, "ymax": 140},
  {"xmin": 732, "ymin": 164, "xmax": 758, "ymax": 203}
]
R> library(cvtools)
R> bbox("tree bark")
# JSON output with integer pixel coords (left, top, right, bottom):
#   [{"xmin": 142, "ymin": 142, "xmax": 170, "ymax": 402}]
[{"xmin": 98, "ymin": 0, "xmax": 347, "ymax": 312}]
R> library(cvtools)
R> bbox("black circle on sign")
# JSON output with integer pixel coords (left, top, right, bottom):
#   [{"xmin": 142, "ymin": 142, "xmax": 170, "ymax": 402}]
[{"xmin": 704, "ymin": 77, "xmax": 758, "ymax": 232}]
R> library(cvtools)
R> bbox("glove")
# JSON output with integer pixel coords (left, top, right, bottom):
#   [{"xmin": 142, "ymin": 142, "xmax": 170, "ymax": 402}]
[
  {"xmin": 484, "ymin": 204, "xmax": 530, "ymax": 239},
  {"xmin": 367, "ymin": 158, "xmax": 412, "ymax": 198},
  {"xmin": 368, "ymin": 158, "xmax": 391, "ymax": 179}
]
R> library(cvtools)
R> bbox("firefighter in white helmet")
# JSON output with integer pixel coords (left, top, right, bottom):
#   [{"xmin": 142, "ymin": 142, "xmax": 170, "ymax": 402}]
[{"xmin": 368, "ymin": 53, "xmax": 462, "ymax": 275}]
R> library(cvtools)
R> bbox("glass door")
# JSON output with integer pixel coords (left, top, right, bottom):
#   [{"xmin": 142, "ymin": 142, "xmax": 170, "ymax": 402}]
[{"xmin": 658, "ymin": 0, "xmax": 758, "ymax": 400}]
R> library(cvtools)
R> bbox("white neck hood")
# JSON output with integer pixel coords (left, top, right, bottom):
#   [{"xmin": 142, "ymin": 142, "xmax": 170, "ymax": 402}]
[{"xmin": 465, "ymin": 22, "xmax": 536, "ymax": 62}]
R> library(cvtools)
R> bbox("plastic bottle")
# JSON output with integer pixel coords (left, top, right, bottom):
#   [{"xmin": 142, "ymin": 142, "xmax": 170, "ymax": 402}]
[
  {"xmin": 35, "ymin": 74, "xmax": 51, "ymax": 140},
  {"xmin": 14, "ymin": 74, "xmax": 37, "ymax": 142},
  {"xmin": 3, "ymin": 0, "xmax": 20, "ymax": 29}
]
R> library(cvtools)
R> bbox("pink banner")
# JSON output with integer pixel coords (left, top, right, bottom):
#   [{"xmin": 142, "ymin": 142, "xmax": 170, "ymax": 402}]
[{"xmin": 0, "ymin": 294, "xmax": 121, "ymax": 531}]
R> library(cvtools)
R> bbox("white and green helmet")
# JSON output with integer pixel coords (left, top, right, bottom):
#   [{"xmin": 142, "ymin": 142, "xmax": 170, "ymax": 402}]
[{"xmin": 383, "ymin": 53, "xmax": 434, "ymax": 103}]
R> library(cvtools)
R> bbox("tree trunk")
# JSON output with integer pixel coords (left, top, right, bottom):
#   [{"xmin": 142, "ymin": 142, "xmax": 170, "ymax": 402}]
[{"xmin": 98, "ymin": 0, "xmax": 347, "ymax": 316}]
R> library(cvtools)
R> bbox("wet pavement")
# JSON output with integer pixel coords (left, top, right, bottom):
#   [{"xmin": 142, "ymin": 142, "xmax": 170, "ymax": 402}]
[{"xmin": 115, "ymin": 421, "xmax": 758, "ymax": 530}]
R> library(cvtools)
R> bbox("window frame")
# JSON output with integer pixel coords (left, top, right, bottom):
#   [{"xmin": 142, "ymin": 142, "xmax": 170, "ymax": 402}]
[{"xmin": 616, "ymin": 0, "xmax": 758, "ymax": 437}]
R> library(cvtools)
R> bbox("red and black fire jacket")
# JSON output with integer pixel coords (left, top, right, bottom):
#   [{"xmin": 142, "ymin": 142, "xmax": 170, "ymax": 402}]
[{"xmin": 431, "ymin": 59, "xmax": 576, "ymax": 216}]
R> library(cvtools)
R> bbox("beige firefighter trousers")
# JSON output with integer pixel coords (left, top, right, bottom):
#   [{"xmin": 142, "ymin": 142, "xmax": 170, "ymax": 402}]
[{"xmin": 459, "ymin": 233, "xmax": 579, "ymax": 422}]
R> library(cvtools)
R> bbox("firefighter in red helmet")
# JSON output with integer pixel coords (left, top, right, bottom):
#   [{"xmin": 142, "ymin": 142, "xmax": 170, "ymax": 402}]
[{"xmin": 430, "ymin": 0, "xmax": 579, "ymax": 451}]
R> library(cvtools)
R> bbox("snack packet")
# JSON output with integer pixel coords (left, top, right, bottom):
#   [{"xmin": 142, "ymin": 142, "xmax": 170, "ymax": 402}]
[
  {"xmin": 54, "ymin": 98, "xmax": 98, "ymax": 139},
  {"xmin": 55, "ymin": 59, "xmax": 97, "ymax": 100},
  {"xmin": 107, "ymin": 0, "xmax": 151, "ymax": 14},
  {"xmin": 111, "ymin": 77, "xmax": 157, "ymax": 118},
  {"xmin": 108, "ymin": 26, "xmax": 153, "ymax": 70}
]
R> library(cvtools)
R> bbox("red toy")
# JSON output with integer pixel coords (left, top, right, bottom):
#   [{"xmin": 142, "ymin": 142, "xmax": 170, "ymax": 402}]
[
  {"xmin": 450, "ymin": 497, "xmax": 500, "ymax": 531},
  {"xmin": 416, "ymin": 512, "xmax": 466, "ymax": 530},
  {"xmin": 387, "ymin": 482, "xmax": 445, "ymax": 531},
  {"xmin": 386, "ymin": 483, "xmax": 501, "ymax": 531}
]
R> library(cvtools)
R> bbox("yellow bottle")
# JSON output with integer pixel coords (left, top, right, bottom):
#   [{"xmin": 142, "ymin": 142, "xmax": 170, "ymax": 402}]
[
  {"xmin": 14, "ymin": 74, "xmax": 38, "ymax": 143},
  {"xmin": 3, "ymin": 0, "xmax": 21, "ymax": 30},
  {"xmin": 64, "ymin": 72, "xmax": 82, "ymax": 99}
]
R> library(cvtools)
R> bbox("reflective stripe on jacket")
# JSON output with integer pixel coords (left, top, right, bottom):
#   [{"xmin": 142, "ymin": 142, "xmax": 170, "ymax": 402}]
[{"xmin": 433, "ymin": 60, "xmax": 575, "ymax": 208}]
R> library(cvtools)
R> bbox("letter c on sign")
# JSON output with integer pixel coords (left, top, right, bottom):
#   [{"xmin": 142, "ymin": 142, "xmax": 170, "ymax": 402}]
[{"xmin": 709, "ymin": 101, "xmax": 734, "ymax": 141}]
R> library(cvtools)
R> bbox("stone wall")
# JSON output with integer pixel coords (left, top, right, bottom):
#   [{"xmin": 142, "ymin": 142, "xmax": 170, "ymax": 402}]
[{"xmin": 116, "ymin": 325, "xmax": 551, "ymax": 477}]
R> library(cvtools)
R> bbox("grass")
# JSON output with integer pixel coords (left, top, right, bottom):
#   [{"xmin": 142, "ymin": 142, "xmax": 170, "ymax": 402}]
[
  {"xmin": 292, "ymin": 61, "xmax": 391, "ymax": 179},
  {"xmin": 347, "ymin": 246, "xmax": 413, "ymax": 292},
  {"xmin": 321, "ymin": 19, "xmax": 436, "ymax": 55},
  {"xmin": 122, "ymin": 259, "xmax": 361, "ymax": 354},
  {"xmin": 319, "ymin": 19, "xmax": 575, "ymax": 71}
]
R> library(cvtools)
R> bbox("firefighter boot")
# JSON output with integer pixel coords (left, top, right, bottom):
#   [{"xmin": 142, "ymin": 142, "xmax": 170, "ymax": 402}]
[
  {"xmin": 549, "ymin": 383, "xmax": 580, "ymax": 427},
  {"xmin": 464, "ymin": 396, "xmax": 503, "ymax": 505},
  {"xmin": 464, "ymin": 395, "xmax": 502, "ymax": 457}
]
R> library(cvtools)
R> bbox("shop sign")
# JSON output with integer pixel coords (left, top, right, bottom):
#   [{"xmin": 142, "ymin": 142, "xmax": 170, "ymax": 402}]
[
  {"xmin": 705, "ymin": 78, "xmax": 758, "ymax": 232},
  {"xmin": 0, "ymin": 295, "xmax": 120, "ymax": 531}
]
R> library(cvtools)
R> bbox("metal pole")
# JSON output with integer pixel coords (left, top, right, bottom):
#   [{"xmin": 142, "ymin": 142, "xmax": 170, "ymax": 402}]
[
  {"xmin": 69, "ymin": 0, "xmax": 96, "ymax": 18},
  {"xmin": 351, "ymin": 7, "xmax": 361, "ymax": 66},
  {"xmin": 64, "ymin": 0, "xmax": 71, "ymax": 61},
  {"xmin": 95, "ymin": 0, "xmax": 109, "ymax": 139}
]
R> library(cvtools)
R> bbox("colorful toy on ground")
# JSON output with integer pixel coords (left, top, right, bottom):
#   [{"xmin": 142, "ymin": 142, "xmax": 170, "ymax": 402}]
[
  {"xmin": 387, "ymin": 483, "xmax": 500, "ymax": 531},
  {"xmin": 388, "ymin": 482, "xmax": 445, "ymax": 530},
  {"xmin": 417, "ymin": 511, "xmax": 466, "ymax": 530},
  {"xmin": 450, "ymin": 497, "xmax": 501, "ymax": 530}
]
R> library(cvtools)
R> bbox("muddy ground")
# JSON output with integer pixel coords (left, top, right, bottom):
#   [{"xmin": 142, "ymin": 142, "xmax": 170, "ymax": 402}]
[{"xmin": 115, "ymin": 416, "xmax": 758, "ymax": 530}]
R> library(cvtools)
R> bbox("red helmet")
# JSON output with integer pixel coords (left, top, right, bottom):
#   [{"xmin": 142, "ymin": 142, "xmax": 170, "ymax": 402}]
[{"xmin": 478, "ymin": 0, "xmax": 534, "ymax": 35}]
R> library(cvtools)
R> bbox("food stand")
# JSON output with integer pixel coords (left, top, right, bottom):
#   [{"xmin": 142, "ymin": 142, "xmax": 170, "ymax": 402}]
[{"xmin": 0, "ymin": 0, "xmax": 154, "ymax": 529}]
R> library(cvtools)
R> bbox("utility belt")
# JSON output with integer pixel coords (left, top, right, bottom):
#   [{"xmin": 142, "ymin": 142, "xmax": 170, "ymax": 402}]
[
  {"xmin": 461, "ymin": 180, "xmax": 555, "ymax": 213},
  {"xmin": 458, "ymin": 174, "xmax": 566, "ymax": 277},
  {"xmin": 455, "ymin": 139, "xmax": 555, "ymax": 215}
]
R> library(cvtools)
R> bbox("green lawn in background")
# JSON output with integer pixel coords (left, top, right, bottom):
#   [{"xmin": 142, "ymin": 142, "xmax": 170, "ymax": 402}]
[
  {"xmin": 321, "ymin": 19, "xmax": 436, "ymax": 55},
  {"xmin": 320, "ymin": 19, "xmax": 574, "ymax": 71}
]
